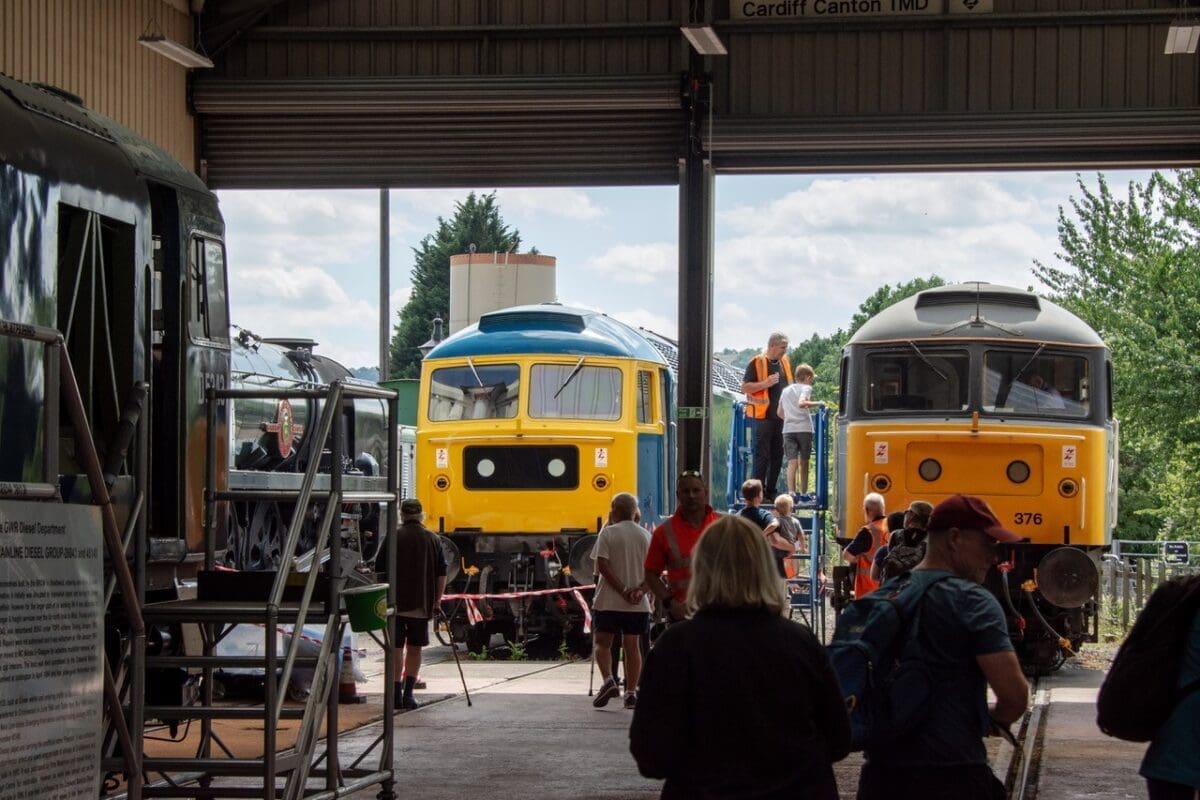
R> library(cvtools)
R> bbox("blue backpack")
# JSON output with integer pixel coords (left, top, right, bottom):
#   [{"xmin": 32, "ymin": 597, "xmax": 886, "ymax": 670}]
[{"xmin": 828, "ymin": 572, "xmax": 951, "ymax": 751}]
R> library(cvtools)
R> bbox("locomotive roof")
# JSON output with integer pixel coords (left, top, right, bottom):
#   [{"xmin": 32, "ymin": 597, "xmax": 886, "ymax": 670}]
[
  {"xmin": 0, "ymin": 74, "xmax": 210, "ymax": 197},
  {"xmin": 426, "ymin": 305, "xmax": 668, "ymax": 364},
  {"xmin": 848, "ymin": 283, "xmax": 1105, "ymax": 347}
]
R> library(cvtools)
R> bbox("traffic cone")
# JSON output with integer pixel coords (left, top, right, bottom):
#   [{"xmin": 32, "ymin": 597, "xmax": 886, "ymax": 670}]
[{"xmin": 339, "ymin": 647, "xmax": 364, "ymax": 704}]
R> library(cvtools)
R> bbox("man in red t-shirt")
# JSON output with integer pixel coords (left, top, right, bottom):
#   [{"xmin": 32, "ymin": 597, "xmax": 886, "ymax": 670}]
[{"xmin": 644, "ymin": 471, "xmax": 722, "ymax": 621}]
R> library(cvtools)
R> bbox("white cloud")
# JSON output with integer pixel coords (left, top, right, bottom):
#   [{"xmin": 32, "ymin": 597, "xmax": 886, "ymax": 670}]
[
  {"xmin": 608, "ymin": 308, "xmax": 677, "ymax": 340},
  {"xmin": 583, "ymin": 242, "xmax": 677, "ymax": 285}
]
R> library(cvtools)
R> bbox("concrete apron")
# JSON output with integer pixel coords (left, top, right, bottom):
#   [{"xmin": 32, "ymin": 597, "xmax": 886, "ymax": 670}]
[
  {"xmin": 343, "ymin": 650, "xmax": 659, "ymax": 800},
  {"xmin": 334, "ymin": 645, "xmax": 1149, "ymax": 800}
]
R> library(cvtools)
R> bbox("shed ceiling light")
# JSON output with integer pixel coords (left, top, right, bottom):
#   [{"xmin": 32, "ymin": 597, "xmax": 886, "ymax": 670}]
[
  {"xmin": 681, "ymin": 24, "xmax": 727, "ymax": 56},
  {"xmin": 138, "ymin": 34, "xmax": 214, "ymax": 69},
  {"xmin": 1165, "ymin": 20, "xmax": 1200, "ymax": 54}
]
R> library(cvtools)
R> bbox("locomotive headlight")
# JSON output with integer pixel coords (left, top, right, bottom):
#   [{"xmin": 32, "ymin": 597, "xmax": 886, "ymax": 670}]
[
  {"xmin": 1006, "ymin": 460, "xmax": 1031, "ymax": 484},
  {"xmin": 434, "ymin": 475, "xmax": 451, "ymax": 491},
  {"xmin": 592, "ymin": 474, "xmax": 610, "ymax": 491},
  {"xmin": 1058, "ymin": 478, "xmax": 1078, "ymax": 498},
  {"xmin": 917, "ymin": 459, "xmax": 941, "ymax": 482},
  {"xmin": 476, "ymin": 458, "xmax": 496, "ymax": 478},
  {"xmin": 872, "ymin": 474, "xmax": 892, "ymax": 492}
]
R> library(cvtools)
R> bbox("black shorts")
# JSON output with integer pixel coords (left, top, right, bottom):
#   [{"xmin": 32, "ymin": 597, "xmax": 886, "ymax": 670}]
[
  {"xmin": 394, "ymin": 615, "xmax": 430, "ymax": 647},
  {"xmin": 593, "ymin": 610, "xmax": 650, "ymax": 636},
  {"xmin": 784, "ymin": 431, "xmax": 813, "ymax": 460}
]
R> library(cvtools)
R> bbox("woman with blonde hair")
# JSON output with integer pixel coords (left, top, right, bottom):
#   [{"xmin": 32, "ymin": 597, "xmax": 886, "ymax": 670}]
[{"xmin": 630, "ymin": 515, "xmax": 850, "ymax": 799}]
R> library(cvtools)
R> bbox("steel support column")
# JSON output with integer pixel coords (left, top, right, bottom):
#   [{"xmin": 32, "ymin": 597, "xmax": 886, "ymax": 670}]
[
  {"xmin": 379, "ymin": 188, "xmax": 390, "ymax": 381},
  {"xmin": 676, "ymin": 73, "xmax": 715, "ymax": 475}
]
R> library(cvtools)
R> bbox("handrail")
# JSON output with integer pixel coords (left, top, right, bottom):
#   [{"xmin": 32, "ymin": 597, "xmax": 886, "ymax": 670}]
[{"xmin": 0, "ymin": 318, "xmax": 145, "ymax": 800}]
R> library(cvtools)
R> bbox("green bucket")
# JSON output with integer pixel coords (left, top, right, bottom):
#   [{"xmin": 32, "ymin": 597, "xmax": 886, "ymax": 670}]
[{"xmin": 342, "ymin": 583, "xmax": 389, "ymax": 632}]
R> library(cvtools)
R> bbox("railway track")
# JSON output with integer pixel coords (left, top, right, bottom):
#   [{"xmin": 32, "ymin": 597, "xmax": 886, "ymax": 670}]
[{"xmin": 1002, "ymin": 678, "xmax": 1050, "ymax": 800}]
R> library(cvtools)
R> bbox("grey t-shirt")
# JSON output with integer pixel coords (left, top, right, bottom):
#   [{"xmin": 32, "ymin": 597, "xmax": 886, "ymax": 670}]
[
  {"xmin": 590, "ymin": 520, "xmax": 652, "ymax": 612},
  {"xmin": 865, "ymin": 569, "xmax": 1014, "ymax": 767}
]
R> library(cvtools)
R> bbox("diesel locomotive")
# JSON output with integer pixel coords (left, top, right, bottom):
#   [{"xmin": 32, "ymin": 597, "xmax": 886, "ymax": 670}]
[
  {"xmin": 416, "ymin": 305, "xmax": 676, "ymax": 655},
  {"xmin": 835, "ymin": 282, "xmax": 1116, "ymax": 672}
]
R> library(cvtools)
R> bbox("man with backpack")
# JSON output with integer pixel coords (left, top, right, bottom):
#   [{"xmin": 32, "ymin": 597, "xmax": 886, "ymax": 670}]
[{"xmin": 841, "ymin": 494, "xmax": 1029, "ymax": 800}]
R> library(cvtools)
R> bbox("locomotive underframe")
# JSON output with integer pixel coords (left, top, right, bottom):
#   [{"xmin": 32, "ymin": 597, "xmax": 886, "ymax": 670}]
[{"xmin": 440, "ymin": 532, "xmax": 595, "ymax": 657}]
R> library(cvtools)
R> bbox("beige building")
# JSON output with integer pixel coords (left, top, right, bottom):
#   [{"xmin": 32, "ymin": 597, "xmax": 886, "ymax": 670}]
[{"xmin": 1, "ymin": 0, "xmax": 198, "ymax": 168}]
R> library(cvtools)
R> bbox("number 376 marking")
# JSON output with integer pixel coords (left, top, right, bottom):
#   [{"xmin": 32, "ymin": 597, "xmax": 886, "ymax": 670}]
[{"xmin": 1013, "ymin": 512, "xmax": 1042, "ymax": 525}]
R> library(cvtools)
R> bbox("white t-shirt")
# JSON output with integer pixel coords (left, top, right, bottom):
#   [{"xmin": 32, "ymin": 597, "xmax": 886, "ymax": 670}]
[
  {"xmin": 589, "ymin": 520, "xmax": 652, "ymax": 612},
  {"xmin": 779, "ymin": 382, "xmax": 814, "ymax": 433}
]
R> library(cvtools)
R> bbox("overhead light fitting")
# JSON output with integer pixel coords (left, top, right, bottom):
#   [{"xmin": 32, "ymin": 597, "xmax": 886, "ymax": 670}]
[
  {"xmin": 681, "ymin": 24, "xmax": 727, "ymax": 56},
  {"xmin": 138, "ymin": 33, "xmax": 214, "ymax": 69},
  {"xmin": 1164, "ymin": 20, "xmax": 1200, "ymax": 54}
]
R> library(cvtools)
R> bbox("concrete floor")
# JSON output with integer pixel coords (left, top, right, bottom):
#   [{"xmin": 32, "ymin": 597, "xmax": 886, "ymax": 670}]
[{"xmin": 316, "ymin": 640, "xmax": 1149, "ymax": 800}]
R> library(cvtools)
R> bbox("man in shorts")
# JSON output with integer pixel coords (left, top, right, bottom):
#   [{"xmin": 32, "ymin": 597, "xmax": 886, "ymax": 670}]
[
  {"xmin": 592, "ymin": 493, "xmax": 652, "ymax": 709},
  {"xmin": 391, "ymin": 498, "xmax": 447, "ymax": 711}
]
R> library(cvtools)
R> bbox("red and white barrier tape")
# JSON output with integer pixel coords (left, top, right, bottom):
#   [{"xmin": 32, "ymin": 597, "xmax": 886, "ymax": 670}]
[{"xmin": 442, "ymin": 584, "xmax": 597, "ymax": 634}]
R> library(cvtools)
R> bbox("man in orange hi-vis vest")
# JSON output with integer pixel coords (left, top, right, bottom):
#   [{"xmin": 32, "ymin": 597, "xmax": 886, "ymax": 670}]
[
  {"xmin": 644, "ymin": 471, "xmax": 721, "ymax": 623},
  {"xmin": 841, "ymin": 492, "xmax": 889, "ymax": 598},
  {"xmin": 740, "ymin": 332, "xmax": 792, "ymax": 497}
]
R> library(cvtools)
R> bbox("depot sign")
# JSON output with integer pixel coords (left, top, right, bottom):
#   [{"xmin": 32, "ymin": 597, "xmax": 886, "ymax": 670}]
[{"xmin": 734, "ymin": 0, "xmax": 993, "ymax": 19}]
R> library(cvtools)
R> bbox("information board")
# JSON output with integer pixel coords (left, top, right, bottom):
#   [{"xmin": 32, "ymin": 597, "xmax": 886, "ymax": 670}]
[
  {"xmin": 0, "ymin": 501, "xmax": 103, "ymax": 799},
  {"xmin": 1163, "ymin": 541, "xmax": 1190, "ymax": 566}
]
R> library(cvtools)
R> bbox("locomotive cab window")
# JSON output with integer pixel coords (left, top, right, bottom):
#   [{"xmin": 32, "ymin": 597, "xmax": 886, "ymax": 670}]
[
  {"xmin": 530, "ymin": 362, "xmax": 622, "ymax": 420},
  {"xmin": 188, "ymin": 238, "xmax": 230, "ymax": 343},
  {"xmin": 862, "ymin": 350, "xmax": 969, "ymax": 413},
  {"xmin": 636, "ymin": 369, "xmax": 655, "ymax": 424},
  {"xmin": 427, "ymin": 362, "xmax": 520, "ymax": 421},
  {"xmin": 984, "ymin": 351, "xmax": 1089, "ymax": 417}
]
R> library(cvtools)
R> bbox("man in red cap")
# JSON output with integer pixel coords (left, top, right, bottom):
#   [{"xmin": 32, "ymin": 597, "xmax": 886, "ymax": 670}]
[{"xmin": 856, "ymin": 494, "xmax": 1030, "ymax": 800}]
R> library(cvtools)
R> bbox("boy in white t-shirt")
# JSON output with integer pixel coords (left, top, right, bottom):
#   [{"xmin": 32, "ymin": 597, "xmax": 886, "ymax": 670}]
[
  {"xmin": 590, "ymin": 492, "xmax": 651, "ymax": 709},
  {"xmin": 776, "ymin": 363, "xmax": 820, "ymax": 497}
]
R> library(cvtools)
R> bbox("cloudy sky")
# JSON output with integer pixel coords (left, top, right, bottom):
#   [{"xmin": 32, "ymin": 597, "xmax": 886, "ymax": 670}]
[{"xmin": 218, "ymin": 170, "xmax": 1154, "ymax": 369}]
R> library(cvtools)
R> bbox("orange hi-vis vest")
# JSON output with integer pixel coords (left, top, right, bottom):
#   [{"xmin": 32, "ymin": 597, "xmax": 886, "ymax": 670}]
[
  {"xmin": 746, "ymin": 353, "xmax": 793, "ymax": 420},
  {"xmin": 854, "ymin": 517, "xmax": 889, "ymax": 598}
]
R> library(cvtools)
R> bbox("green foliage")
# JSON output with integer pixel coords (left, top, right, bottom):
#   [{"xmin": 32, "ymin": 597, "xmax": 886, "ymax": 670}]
[
  {"xmin": 505, "ymin": 639, "xmax": 528, "ymax": 661},
  {"xmin": 388, "ymin": 193, "xmax": 523, "ymax": 378},
  {"xmin": 1034, "ymin": 170, "xmax": 1200, "ymax": 541},
  {"xmin": 714, "ymin": 347, "xmax": 758, "ymax": 369}
]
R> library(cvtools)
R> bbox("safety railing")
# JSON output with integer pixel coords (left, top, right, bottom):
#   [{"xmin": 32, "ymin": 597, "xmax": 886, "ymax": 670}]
[{"xmin": 0, "ymin": 318, "xmax": 145, "ymax": 800}]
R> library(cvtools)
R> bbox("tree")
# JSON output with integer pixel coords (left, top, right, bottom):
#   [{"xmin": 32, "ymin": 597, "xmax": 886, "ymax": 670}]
[
  {"xmin": 388, "ymin": 193, "xmax": 523, "ymax": 378},
  {"xmin": 1034, "ymin": 170, "xmax": 1200, "ymax": 540}
]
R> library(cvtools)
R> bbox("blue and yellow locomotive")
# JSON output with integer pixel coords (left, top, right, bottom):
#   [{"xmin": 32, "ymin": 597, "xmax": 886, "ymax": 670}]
[
  {"xmin": 836, "ymin": 282, "xmax": 1117, "ymax": 671},
  {"xmin": 416, "ymin": 305, "xmax": 676, "ymax": 653}
]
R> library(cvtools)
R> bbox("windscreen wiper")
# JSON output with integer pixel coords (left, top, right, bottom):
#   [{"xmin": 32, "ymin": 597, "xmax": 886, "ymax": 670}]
[
  {"xmin": 1009, "ymin": 344, "xmax": 1046, "ymax": 386},
  {"xmin": 465, "ymin": 356, "xmax": 484, "ymax": 387},
  {"xmin": 907, "ymin": 341, "xmax": 948, "ymax": 382},
  {"xmin": 553, "ymin": 357, "xmax": 586, "ymax": 399}
]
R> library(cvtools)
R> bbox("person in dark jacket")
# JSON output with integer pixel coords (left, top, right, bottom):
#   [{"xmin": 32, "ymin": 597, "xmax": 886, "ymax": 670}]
[
  {"xmin": 630, "ymin": 514, "xmax": 851, "ymax": 799},
  {"xmin": 390, "ymin": 497, "xmax": 447, "ymax": 711}
]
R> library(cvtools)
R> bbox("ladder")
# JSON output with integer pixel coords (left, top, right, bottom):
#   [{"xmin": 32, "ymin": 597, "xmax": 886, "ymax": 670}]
[
  {"xmin": 784, "ymin": 407, "xmax": 829, "ymax": 641},
  {"xmin": 726, "ymin": 402, "xmax": 831, "ymax": 641},
  {"xmin": 138, "ymin": 380, "xmax": 399, "ymax": 799}
]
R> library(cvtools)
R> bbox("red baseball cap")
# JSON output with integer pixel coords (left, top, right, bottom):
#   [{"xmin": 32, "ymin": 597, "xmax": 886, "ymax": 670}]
[{"xmin": 927, "ymin": 494, "xmax": 1021, "ymax": 544}]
